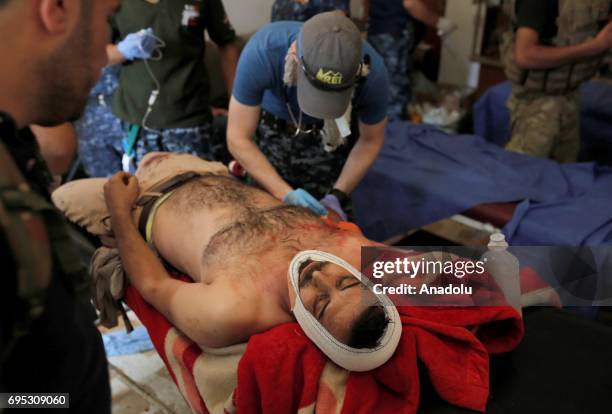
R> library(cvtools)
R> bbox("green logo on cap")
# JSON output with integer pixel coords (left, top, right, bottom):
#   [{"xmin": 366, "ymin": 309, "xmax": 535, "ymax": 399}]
[{"xmin": 316, "ymin": 69, "xmax": 344, "ymax": 85}]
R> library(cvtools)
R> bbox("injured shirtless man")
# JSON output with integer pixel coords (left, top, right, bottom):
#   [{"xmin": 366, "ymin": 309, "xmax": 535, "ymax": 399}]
[{"xmin": 64, "ymin": 152, "xmax": 396, "ymax": 362}]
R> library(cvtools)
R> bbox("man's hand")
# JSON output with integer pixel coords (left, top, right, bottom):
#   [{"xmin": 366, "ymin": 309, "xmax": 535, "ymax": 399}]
[
  {"xmin": 104, "ymin": 172, "xmax": 140, "ymax": 219},
  {"xmin": 595, "ymin": 20, "xmax": 612, "ymax": 52},
  {"xmin": 436, "ymin": 17, "xmax": 457, "ymax": 38},
  {"xmin": 212, "ymin": 107, "xmax": 229, "ymax": 117},
  {"xmin": 117, "ymin": 28, "xmax": 157, "ymax": 61},
  {"xmin": 403, "ymin": 0, "xmax": 450, "ymax": 33},
  {"xmin": 320, "ymin": 194, "xmax": 347, "ymax": 221},
  {"xmin": 284, "ymin": 189, "xmax": 327, "ymax": 216}
]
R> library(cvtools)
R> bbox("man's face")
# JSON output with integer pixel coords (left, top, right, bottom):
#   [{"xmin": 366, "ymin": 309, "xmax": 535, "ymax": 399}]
[
  {"xmin": 294, "ymin": 260, "xmax": 378, "ymax": 344},
  {"xmin": 36, "ymin": 0, "xmax": 120, "ymax": 125}
]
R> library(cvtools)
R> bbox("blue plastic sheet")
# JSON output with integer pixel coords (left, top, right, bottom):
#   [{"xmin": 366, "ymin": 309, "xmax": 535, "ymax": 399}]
[
  {"xmin": 102, "ymin": 326, "xmax": 154, "ymax": 357},
  {"xmin": 353, "ymin": 122, "xmax": 612, "ymax": 245}
]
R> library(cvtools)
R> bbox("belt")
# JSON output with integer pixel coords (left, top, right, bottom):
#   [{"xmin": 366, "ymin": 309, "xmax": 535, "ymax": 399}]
[
  {"xmin": 260, "ymin": 111, "xmax": 322, "ymax": 136},
  {"xmin": 136, "ymin": 171, "xmax": 205, "ymax": 241}
]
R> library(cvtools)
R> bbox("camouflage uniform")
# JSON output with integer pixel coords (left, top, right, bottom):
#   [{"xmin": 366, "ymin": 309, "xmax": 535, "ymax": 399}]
[
  {"xmin": 0, "ymin": 114, "xmax": 110, "ymax": 412},
  {"xmin": 131, "ymin": 122, "xmax": 223, "ymax": 167},
  {"xmin": 501, "ymin": 0, "xmax": 610, "ymax": 163},
  {"xmin": 271, "ymin": 0, "xmax": 350, "ymax": 22},
  {"xmin": 256, "ymin": 119, "xmax": 353, "ymax": 199},
  {"xmin": 506, "ymin": 87, "xmax": 580, "ymax": 163},
  {"xmin": 368, "ymin": 20, "xmax": 415, "ymax": 121},
  {"xmin": 74, "ymin": 65, "xmax": 124, "ymax": 177}
]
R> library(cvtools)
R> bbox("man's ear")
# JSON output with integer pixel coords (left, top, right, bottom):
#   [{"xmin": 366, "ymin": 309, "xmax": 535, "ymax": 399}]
[
  {"xmin": 288, "ymin": 41, "xmax": 299, "ymax": 61},
  {"xmin": 38, "ymin": 0, "xmax": 70, "ymax": 33}
]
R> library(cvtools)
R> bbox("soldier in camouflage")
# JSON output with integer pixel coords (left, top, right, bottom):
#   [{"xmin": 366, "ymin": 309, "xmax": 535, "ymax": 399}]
[
  {"xmin": 0, "ymin": 0, "xmax": 117, "ymax": 410},
  {"xmin": 506, "ymin": 88, "xmax": 580, "ymax": 163},
  {"xmin": 501, "ymin": 0, "xmax": 612, "ymax": 163},
  {"xmin": 75, "ymin": 62, "xmax": 224, "ymax": 176},
  {"xmin": 74, "ymin": 65, "xmax": 124, "ymax": 177},
  {"xmin": 271, "ymin": 0, "xmax": 350, "ymax": 22},
  {"xmin": 106, "ymin": 0, "xmax": 240, "ymax": 170},
  {"xmin": 366, "ymin": 0, "xmax": 456, "ymax": 121},
  {"xmin": 367, "ymin": 19, "xmax": 416, "ymax": 121}
]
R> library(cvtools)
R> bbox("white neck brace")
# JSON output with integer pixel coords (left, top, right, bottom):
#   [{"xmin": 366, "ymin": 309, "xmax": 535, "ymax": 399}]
[{"xmin": 288, "ymin": 250, "xmax": 402, "ymax": 372}]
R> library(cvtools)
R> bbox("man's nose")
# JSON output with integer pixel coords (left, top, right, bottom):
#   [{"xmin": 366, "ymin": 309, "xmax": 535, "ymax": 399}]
[{"xmin": 312, "ymin": 271, "xmax": 331, "ymax": 289}]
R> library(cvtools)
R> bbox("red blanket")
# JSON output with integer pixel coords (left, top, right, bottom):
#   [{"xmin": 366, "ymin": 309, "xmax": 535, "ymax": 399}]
[
  {"xmin": 126, "ymin": 277, "xmax": 523, "ymax": 414},
  {"xmin": 236, "ymin": 306, "xmax": 522, "ymax": 413}
]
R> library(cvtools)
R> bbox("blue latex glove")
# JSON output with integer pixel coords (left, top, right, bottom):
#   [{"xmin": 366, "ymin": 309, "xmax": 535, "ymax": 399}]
[
  {"xmin": 284, "ymin": 189, "xmax": 327, "ymax": 216},
  {"xmin": 117, "ymin": 28, "xmax": 157, "ymax": 61},
  {"xmin": 320, "ymin": 194, "xmax": 347, "ymax": 221}
]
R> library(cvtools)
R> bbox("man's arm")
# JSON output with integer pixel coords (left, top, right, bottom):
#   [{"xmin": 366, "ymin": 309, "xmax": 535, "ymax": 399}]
[
  {"xmin": 403, "ymin": 0, "xmax": 441, "ymax": 28},
  {"xmin": 226, "ymin": 97, "xmax": 293, "ymax": 200},
  {"xmin": 218, "ymin": 42, "xmax": 240, "ymax": 98},
  {"xmin": 515, "ymin": 22, "xmax": 612, "ymax": 70},
  {"xmin": 333, "ymin": 118, "xmax": 386, "ymax": 194},
  {"xmin": 104, "ymin": 172, "xmax": 257, "ymax": 348},
  {"xmin": 106, "ymin": 44, "xmax": 127, "ymax": 66}
]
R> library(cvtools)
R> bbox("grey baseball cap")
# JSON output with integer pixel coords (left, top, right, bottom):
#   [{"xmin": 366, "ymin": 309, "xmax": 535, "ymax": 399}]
[{"xmin": 296, "ymin": 11, "xmax": 363, "ymax": 120}]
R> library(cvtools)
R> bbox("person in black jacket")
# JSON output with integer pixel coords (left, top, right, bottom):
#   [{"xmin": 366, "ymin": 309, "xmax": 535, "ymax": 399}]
[{"xmin": 0, "ymin": 0, "xmax": 120, "ymax": 411}]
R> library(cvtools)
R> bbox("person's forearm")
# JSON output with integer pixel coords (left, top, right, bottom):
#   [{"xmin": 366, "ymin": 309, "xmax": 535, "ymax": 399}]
[
  {"xmin": 107, "ymin": 44, "xmax": 127, "ymax": 65},
  {"xmin": 333, "ymin": 122, "xmax": 386, "ymax": 194},
  {"xmin": 404, "ymin": 0, "xmax": 440, "ymax": 28},
  {"xmin": 228, "ymin": 132, "xmax": 293, "ymax": 199},
  {"xmin": 517, "ymin": 38, "xmax": 605, "ymax": 70},
  {"xmin": 110, "ymin": 210, "xmax": 170, "ymax": 302},
  {"xmin": 219, "ymin": 43, "xmax": 240, "ymax": 96}
]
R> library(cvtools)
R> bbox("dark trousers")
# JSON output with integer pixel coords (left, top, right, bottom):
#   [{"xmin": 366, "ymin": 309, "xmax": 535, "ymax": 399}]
[
  {"xmin": 256, "ymin": 120, "xmax": 352, "ymax": 199},
  {"xmin": 2, "ymin": 276, "xmax": 111, "ymax": 413}
]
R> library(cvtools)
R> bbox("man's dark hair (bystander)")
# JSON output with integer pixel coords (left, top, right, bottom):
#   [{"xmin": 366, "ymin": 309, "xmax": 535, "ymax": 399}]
[{"xmin": 348, "ymin": 305, "xmax": 389, "ymax": 349}]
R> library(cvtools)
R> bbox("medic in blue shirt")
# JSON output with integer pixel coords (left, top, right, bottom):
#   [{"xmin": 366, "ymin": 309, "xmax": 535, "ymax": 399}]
[{"xmin": 227, "ymin": 12, "xmax": 390, "ymax": 221}]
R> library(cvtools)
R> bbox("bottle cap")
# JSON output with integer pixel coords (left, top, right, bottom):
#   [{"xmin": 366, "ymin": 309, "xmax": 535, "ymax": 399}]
[
  {"xmin": 488, "ymin": 232, "xmax": 509, "ymax": 249},
  {"xmin": 490, "ymin": 233, "xmax": 505, "ymax": 243}
]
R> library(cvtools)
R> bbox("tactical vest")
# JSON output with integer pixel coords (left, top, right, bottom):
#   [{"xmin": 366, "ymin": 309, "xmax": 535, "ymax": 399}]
[
  {"xmin": 0, "ymin": 141, "xmax": 91, "ymax": 360},
  {"xmin": 501, "ymin": 0, "xmax": 610, "ymax": 94}
]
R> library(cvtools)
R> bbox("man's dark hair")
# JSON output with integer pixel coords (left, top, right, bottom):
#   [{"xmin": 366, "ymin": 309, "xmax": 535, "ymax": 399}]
[
  {"xmin": 0, "ymin": 0, "xmax": 10, "ymax": 8},
  {"xmin": 348, "ymin": 305, "xmax": 389, "ymax": 349}
]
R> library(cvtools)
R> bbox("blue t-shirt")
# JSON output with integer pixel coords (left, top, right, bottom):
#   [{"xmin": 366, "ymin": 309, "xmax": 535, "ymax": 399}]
[
  {"xmin": 233, "ymin": 21, "xmax": 390, "ymax": 125},
  {"xmin": 368, "ymin": 0, "xmax": 413, "ymax": 36}
]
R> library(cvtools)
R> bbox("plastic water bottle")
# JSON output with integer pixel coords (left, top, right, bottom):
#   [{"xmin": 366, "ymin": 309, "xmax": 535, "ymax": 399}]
[{"xmin": 481, "ymin": 233, "xmax": 522, "ymax": 315}]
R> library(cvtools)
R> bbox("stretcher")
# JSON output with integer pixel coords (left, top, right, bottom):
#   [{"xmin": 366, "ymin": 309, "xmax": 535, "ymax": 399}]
[{"xmin": 54, "ymin": 152, "xmax": 611, "ymax": 413}]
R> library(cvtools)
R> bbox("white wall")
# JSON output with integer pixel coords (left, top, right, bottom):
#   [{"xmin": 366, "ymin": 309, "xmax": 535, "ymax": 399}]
[
  {"xmin": 438, "ymin": 0, "xmax": 482, "ymax": 88},
  {"xmin": 223, "ymin": 0, "xmax": 275, "ymax": 35},
  {"xmin": 222, "ymin": 0, "xmax": 364, "ymax": 35}
]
